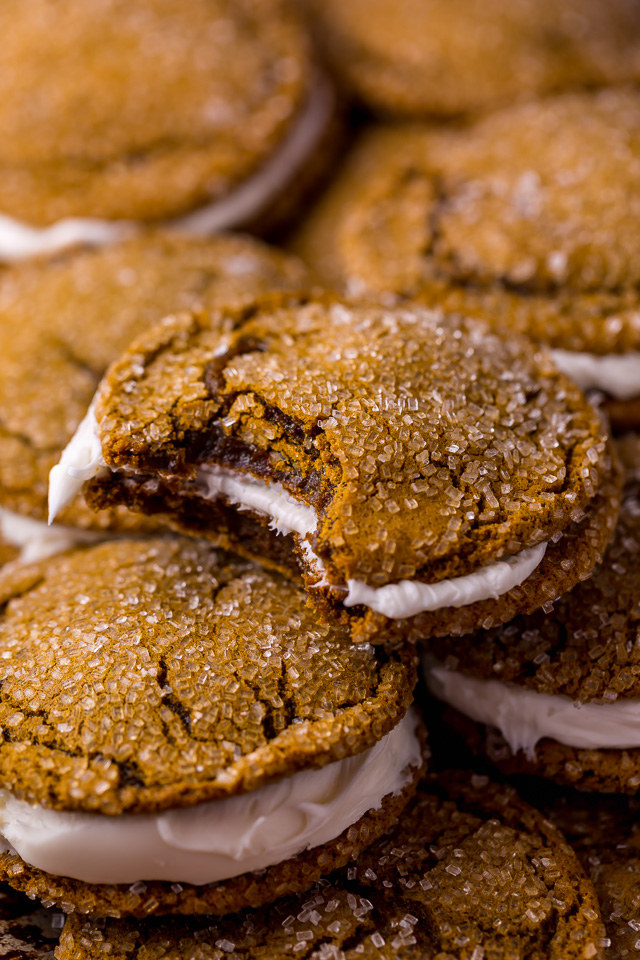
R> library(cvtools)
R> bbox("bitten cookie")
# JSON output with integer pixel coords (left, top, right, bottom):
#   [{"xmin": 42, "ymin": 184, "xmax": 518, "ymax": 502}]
[
  {"xmin": 424, "ymin": 438, "xmax": 640, "ymax": 794},
  {"xmin": 295, "ymin": 90, "xmax": 640, "ymax": 428},
  {"xmin": 0, "ymin": 0, "xmax": 335, "ymax": 260},
  {"xmin": 50, "ymin": 297, "xmax": 620, "ymax": 645},
  {"xmin": 299, "ymin": 0, "xmax": 640, "ymax": 118},
  {"xmin": 0, "ymin": 537, "xmax": 422, "ymax": 917},
  {"xmin": 0, "ymin": 232, "xmax": 307, "ymax": 563},
  {"xmin": 57, "ymin": 771, "xmax": 605, "ymax": 959}
]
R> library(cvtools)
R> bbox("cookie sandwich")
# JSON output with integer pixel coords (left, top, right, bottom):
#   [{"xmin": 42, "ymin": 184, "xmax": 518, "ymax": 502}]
[
  {"xmin": 299, "ymin": 0, "xmax": 640, "ymax": 119},
  {"xmin": 58, "ymin": 771, "xmax": 605, "ymax": 960},
  {"xmin": 0, "ymin": 537, "xmax": 422, "ymax": 917},
  {"xmin": 0, "ymin": 232, "xmax": 307, "ymax": 566},
  {"xmin": 295, "ymin": 89, "xmax": 640, "ymax": 428},
  {"xmin": 0, "ymin": 0, "xmax": 335, "ymax": 261},
  {"xmin": 49, "ymin": 298, "xmax": 620, "ymax": 645},
  {"xmin": 423, "ymin": 438, "xmax": 640, "ymax": 794}
]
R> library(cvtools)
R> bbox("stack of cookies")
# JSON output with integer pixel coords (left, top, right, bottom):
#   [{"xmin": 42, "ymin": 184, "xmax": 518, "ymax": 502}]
[{"xmin": 1, "ymin": 1, "xmax": 640, "ymax": 958}]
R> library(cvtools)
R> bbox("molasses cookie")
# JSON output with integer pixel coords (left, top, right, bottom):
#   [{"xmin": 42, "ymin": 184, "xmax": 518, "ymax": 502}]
[
  {"xmin": 538, "ymin": 788, "xmax": 640, "ymax": 959},
  {"xmin": 0, "ymin": 0, "xmax": 334, "ymax": 260},
  {"xmin": 0, "ymin": 232, "xmax": 307, "ymax": 563},
  {"xmin": 50, "ymin": 298, "xmax": 620, "ymax": 645},
  {"xmin": 424, "ymin": 439, "xmax": 640, "ymax": 794},
  {"xmin": 295, "ymin": 89, "xmax": 640, "ymax": 428},
  {"xmin": 0, "ymin": 537, "xmax": 422, "ymax": 917},
  {"xmin": 57, "ymin": 771, "xmax": 605, "ymax": 959},
  {"xmin": 299, "ymin": 0, "xmax": 640, "ymax": 119}
]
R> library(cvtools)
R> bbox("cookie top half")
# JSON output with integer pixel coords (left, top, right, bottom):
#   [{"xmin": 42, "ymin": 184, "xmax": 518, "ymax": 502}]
[
  {"xmin": 58, "ymin": 772, "xmax": 605, "ymax": 959},
  {"xmin": 0, "ymin": 232, "xmax": 306, "ymax": 537},
  {"xmin": 0, "ymin": 536, "xmax": 415, "ymax": 816},
  {"xmin": 0, "ymin": 0, "xmax": 313, "ymax": 226},
  {"xmin": 295, "ymin": 89, "xmax": 640, "ymax": 356},
  {"xmin": 300, "ymin": 0, "xmax": 640, "ymax": 118},
  {"xmin": 52, "ymin": 297, "xmax": 619, "ymax": 642}
]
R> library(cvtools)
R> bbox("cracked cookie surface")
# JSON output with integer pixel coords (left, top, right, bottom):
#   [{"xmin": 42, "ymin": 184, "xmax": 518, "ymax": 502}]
[
  {"xmin": 294, "ymin": 90, "xmax": 640, "ymax": 424},
  {"xmin": 425, "ymin": 438, "xmax": 640, "ymax": 793},
  {"xmin": 0, "ymin": 536, "xmax": 414, "ymax": 815},
  {"xmin": 79, "ymin": 297, "xmax": 617, "ymax": 643},
  {"xmin": 57, "ymin": 772, "xmax": 604, "ymax": 959},
  {"xmin": 0, "ymin": 0, "xmax": 312, "ymax": 224},
  {"xmin": 0, "ymin": 232, "xmax": 306, "ymax": 535},
  {"xmin": 0, "ymin": 536, "xmax": 421, "ymax": 916}
]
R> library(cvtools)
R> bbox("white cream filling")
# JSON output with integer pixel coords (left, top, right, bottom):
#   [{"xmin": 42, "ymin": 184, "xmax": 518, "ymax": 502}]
[
  {"xmin": 49, "ymin": 413, "xmax": 548, "ymax": 619},
  {"xmin": 0, "ymin": 507, "xmax": 107, "ymax": 564},
  {"xmin": 551, "ymin": 349, "xmax": 640, "ymax": 401},
  {"xmin": 424, "ymin": 658, "xmax": 640, "ymax": 759},
  {"xmin": 0, "ymin": 81, "xmax": 333, "ymax": 262},
  {"xmin": 0, "ymin": 215, "xmax": 135, "ymax": 262},
  {"xmin": 0, "ymin": 710, "xmax": 421, "ymax": 886}
]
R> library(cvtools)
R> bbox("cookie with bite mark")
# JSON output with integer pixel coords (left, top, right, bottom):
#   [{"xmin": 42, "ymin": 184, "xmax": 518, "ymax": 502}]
[
  {"xmin": 0, "ymin": 231, "xmax": 307, "ymax": 565},
  {"xmin": 50, "ymin": 297, "xmax": 620, "ymax": 645}
]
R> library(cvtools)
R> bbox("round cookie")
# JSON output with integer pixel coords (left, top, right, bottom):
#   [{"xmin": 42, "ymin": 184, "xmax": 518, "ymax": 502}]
[
  {"xmin": 50, "ymin": 297, "xmax": 620, "ymax": 645},
  {"xmin": 424, "ymin": 439, "xmax": 640, "ymax": 794},
  {"xmin": 0, "ymin": 231, "xmax": 307, "ymax": 561},
  {"xmin": 294, "ymin": 90, "xmax": 640, "ymax": 428},
  {"xmin": 0, "ymin": 536, "xmax": 422, "ymax": 917},
  {"xmin": 57, "ymin": 771, "xmax": 605, "ymax": 960},
  {"xmin": 535, "ymin": 788, "xmax": 640, "ymax": 960},
  {"xmin": 299, "ymin": 0, "xmax": 640, "ymax": 119},
  {"xmin": 0, "ymin": 0, "xmax": 335, "ymax": 259}
]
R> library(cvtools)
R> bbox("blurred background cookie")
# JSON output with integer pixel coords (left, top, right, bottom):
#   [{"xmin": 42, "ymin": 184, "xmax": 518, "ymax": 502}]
[
  {"xmin": 295, "ymin": 89, "xmax": 640, "ymax": 428},
  {"xmin": 298, "ymin": 0, "xmax": 640, "ymax": 118},
  {"xmin": 0, "ymin": 0, "xmax": 337, "ymax": 261}
]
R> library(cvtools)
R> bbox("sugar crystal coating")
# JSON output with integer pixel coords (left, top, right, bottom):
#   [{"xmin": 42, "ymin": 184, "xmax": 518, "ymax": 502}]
[
  {"xmin": 0, "ymin": 537, "xmax": 415, "ymax": 815},
  {"xmin": 296, "ymin": 90, "xmax": 640, "ymax": 357},
  {"xmin": 88, "ymin": 298, "xmax": 611, "ymax": 594},
  {"xmin": 428, "ymin": 441, "xmax": 640, "ymax": 703},
  {"xmin": 0, "ymin": 232, "xmax": 306, "ymax": 532},
  {"xmin": 56, "ymin": 773, "xmax": 604, "ymax": 959}
]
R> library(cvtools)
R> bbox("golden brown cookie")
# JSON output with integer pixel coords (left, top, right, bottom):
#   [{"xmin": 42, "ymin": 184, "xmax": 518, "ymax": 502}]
[
  {"xmin": 294, "ymin": 90, "xmax": 640, "ymax": 428},
  {"xmin": 57, "ymin": 772, "xmax": 605, "ymax": 959},
  {"xmin": 299, "ymin": 0, "xmax": 640, "ymax": 118},
  {"xmin": 51, "ymin": 297, "xmax": 620, "ymax": 645},
  {"xmin": 533, "ymin": 787, "xmax": 640, "ymax": 960},
  {"xmin": 0, "ymin": 537, "xmax": 422, "ymax": 916},
  {"xmin": 424, "ymin": 438, "xmax": 640, "ymax": 794},
  {"xmin": 0, "ymin": 0, "xmax": 336, "ymax": 251},
  {"xmin": 0, "ymin": 231, "xmax": 307, "ymax": 565}
]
